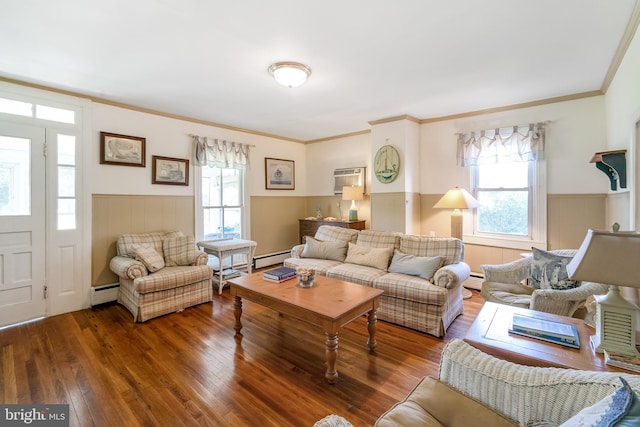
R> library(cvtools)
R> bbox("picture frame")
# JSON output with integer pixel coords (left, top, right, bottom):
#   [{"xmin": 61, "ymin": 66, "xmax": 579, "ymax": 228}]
[
  {"xmin": 152, "ymin": 155, "xmax": 189, "ymax": 186},
  {"xmin": 265, "ymin": 157, "xmax": 295, "ymax": 190},
  {"xmin": 100, "ymin": 131, "xmax": 146, "ymax": 167}
]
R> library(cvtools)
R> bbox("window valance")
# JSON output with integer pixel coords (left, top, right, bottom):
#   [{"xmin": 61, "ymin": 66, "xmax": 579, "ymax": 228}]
[
  {"xmin": 192, "ymin": 135, "xmax": 251, "ymax": 170},
  {"xmin": 456, "ymin": 123, "xmax": 545, "ymax": 166}
]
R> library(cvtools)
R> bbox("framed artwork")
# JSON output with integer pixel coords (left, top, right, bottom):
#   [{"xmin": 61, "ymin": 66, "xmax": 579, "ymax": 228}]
[
  {"xmin": 100, "ymin": 132, "xmax": 146, "ymax": 167},
  {"xmin": 152, "ymin": 155, "xmax": 189, "ymax": 186},
  {"xmin": 265, "ymin": 157, "xmax": 295, "ymax": 190}
]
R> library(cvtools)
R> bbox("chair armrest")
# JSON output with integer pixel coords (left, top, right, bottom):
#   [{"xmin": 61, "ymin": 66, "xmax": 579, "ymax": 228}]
[
  {"xmin": 439, "ymin": 339, "xmax": 640, "ymax": 426},
  {"xmin": 109, "ymin": 256, "xmax": 148, "ymax": 279},
  {"xmin": 290, "ymin": 244, "xmax": 305, "ymax": 258},
  {"xmin": 433, "ymin": 262, "xmax": 471, "ymax": 289},
  {"xmin": 531, "ymin": 281, "xmax": 610, "ymax": 316},
  {"xmin": 193, "ymin": 250, "xmax": 208, "ymax": 266},
  {"xmin": 481, "ymin": 256, "xmax": 531, "ymax": 284}
]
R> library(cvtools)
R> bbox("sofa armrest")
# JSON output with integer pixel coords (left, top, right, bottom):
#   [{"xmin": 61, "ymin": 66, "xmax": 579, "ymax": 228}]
[
  {"xmin": 481, "ymin": 257, "xmax": 531, "ymax": 284},
  {"xmin": 433, "ymin": 262, "xmax": 470, "ymax": 289},
  {"xmin": 110, "ymin": 256, "xmax": 148, "ymax": 279},
  {"xmin": 193, "ymin": 250, "xmax": 208, "ymax": 266},
  {"xmin": 290, "ymin": 244, "xmax": 305, "ymax": 258},
  {"xmin": 439, "ymin": 339, "xmax": 640, "ymax": 426},
  {"xmin": 530, "ymin": 281, "xmax": 610, "ymax": 316}
]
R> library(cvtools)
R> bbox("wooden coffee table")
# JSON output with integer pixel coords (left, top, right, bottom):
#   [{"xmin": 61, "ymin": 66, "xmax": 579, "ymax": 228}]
[
  {"xmin": 464, "ymin": 302, "xmax": 633, "ymax": 372},
  {"xmin": 227, "ymin": 273, "xmax": 383, "ymax": 384}
]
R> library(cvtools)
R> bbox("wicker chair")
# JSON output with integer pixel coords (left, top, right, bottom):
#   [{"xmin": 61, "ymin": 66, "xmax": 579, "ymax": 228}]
[{"xmin": 481, "ymin": 249, "xmax": 609, "ymax": 318}]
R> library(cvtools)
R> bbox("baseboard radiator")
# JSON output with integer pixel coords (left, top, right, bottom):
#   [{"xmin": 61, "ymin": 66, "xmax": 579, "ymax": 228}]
[
  {"xmin": 253, "ymin": 251, "xmax": 290, "ymax": 269},
  {"xmin": 91, "ymin": 283, "xmax": 120, "ymax": 306}
]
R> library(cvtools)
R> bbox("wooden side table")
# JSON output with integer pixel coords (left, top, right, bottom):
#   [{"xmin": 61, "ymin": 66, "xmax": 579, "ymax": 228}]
[
  {"xmin": 298, "ymin": 219, "xmax": 366, "ymax": 243},
  {"xmin": 464, "ymin": 302, "xmax": 634, "ymax": 372}
]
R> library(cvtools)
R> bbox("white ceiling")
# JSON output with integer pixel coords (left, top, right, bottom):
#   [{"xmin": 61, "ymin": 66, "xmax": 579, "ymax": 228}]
[{"xmin": 1, "ymin": 1, "xmax": 638, "ymax": 141}]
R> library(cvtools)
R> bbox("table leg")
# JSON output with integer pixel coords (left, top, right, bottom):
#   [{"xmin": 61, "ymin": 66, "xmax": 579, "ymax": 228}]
[
  {"xmin": 233, "ymin": 296, "xmax": 243, "ymax": 334},
  {"xmin": 218, "ymin": 250, "xmax": 224, "ymax": 295},
  {"xmin": 325, "ymin": 332, "xmax": 339, "ymax": 384},
  {"xmin": 366, "ymin": 310, "xmax": 378, "ymax": 352}
]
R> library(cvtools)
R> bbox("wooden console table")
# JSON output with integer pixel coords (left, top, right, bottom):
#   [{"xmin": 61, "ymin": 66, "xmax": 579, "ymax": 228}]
[
  {"xmin": 464, "ymin": 302, "xmax": 635, "ymax": 372},
  {"xmin": 298, "ymin": 219, "xmax": 366, "ymax": 243}
]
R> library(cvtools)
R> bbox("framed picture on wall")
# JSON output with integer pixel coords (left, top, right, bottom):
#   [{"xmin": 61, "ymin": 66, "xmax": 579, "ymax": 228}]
[
  {"xmin": 100, "ymin": 131, "xmax": 146, "ymax": 167},
  {"xmin": 152, "ymin": 155, "xmax": 189, "ymax": 186},
  {"xmin": 265, "ymin": 157, "xmax": 295, "ymax": 190}
]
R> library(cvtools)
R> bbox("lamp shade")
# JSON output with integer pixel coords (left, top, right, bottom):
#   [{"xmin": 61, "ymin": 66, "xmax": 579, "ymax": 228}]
[
  {"xmin": 342, "ymin": 186, "xmax": 364, "ymax": 201},
  {"xmin": 566, "ymin": 229, "xmax": 640, "ymax": 288},
  {"xmin": 433, "ymin": 187, "xmax": 479, "ymax": 209},
  {"xmin": 268, "ymin": 62, "xmax": 311, "ymax": 88}
]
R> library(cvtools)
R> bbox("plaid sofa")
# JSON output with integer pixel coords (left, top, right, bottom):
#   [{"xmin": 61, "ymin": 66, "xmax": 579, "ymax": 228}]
[
  {"xmin": 284, "ymin": 226, "xmax": 469, "ymax": 337},
  {"xmin": 109, "ymin": 231, "xmax": 213, "ymax": 322}
]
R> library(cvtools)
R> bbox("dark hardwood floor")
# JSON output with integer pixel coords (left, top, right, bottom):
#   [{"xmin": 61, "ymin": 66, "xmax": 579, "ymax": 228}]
[{"xmin": 0, "ymin": 285, "xmax": 483, "ymax": 426}]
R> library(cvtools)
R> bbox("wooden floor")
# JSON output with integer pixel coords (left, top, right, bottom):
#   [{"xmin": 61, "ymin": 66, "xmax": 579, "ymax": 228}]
[{"xmin": 0, "ymin": 286, "xmax": 484, "ymax": 427}]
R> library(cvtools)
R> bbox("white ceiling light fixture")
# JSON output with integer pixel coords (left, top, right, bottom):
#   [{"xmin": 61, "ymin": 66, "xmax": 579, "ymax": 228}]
[{"xmin": 268, "ymin": 62, "xmax": 311, "ymax": 88}]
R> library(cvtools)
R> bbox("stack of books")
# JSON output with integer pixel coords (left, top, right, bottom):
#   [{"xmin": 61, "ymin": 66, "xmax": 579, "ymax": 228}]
[
  {"xmin": 604, "ymin": 350, "xmax": 640, "ymax": 373},
  {"xmin": 509, "ymin": 314, "xmax": 581, "ymax": 349},
  {"xmin": 262, "ymin": 266, "xmax": 297, "ymax": 283}
]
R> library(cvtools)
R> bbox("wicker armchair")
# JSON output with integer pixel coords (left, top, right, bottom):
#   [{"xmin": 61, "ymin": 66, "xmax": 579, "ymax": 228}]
[{"xmin": 481, "ymin": 249, "xmax": 609, "ymax": 318}]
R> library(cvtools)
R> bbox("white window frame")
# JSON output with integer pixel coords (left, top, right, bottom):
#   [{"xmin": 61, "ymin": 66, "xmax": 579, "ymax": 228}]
[{"xmin": 464, "ymin": 158, "xmax": 547, "ymax": 250}]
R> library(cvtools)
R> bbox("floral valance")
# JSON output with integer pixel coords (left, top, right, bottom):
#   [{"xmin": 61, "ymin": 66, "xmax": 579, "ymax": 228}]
[
  {"xmin": 456, "ymin": 123, "xmax": 545, "ymax": 166},
  {"xmin": 192, "ymin": 135, "xmax": 251, "ymax": 170}
]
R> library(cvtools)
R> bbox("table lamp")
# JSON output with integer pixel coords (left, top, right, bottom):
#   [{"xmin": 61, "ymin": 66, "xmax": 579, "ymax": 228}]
[
  {"xmin": 342, "ymin": 186, "xmax": 364, "ymax": 221},
  {"xmin": 433, "ymin": 187, "xmax": 479, "ymax": 240},
  {"xmin": 566, "ymin": 229, "xmax": 640, "ymax": 357}
]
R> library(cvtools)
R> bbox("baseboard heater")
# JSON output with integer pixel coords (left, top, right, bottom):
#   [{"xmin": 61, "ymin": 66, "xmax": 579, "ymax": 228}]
[
  {"xmin": 91, "ymin": 283, "xmax": 120, "ymax": 306},
  {"xmin": 253, "ymin": 251, "xmax": 290, "ymax": 269}
]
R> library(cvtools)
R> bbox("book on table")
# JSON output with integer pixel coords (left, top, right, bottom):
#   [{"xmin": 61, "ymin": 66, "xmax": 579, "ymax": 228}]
[
  {"xmin": 508, "ymin": 313, "xmax": 581, "ymax": 349},
  {"xmin": 604, "ymin": 350, "xmax": 640, "ymax": 373},
  {"xmin": 263, "ymin": 266, "xmax": 297, "ymax": 282}
]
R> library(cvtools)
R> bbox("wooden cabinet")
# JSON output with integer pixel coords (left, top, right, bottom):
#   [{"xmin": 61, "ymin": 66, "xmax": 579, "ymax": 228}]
[{"xmin": 298, "ymin": 219, "xmax": 366, "ymax": 243}]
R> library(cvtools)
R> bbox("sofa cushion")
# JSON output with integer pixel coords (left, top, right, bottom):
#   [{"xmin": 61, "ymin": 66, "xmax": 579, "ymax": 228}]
[
  {"xmin": 283, "ymin": 257, "xmax": 342, "ymax": 276},
  {"xmin": 130, "ymin": 243, "xmax": 165, "ymax": 272},
  {"xmin": 374, "ymin": 376, "xmax": 516, "ymax": 427},
  {"xmin": 530, "ymin": 247, "xmax": 580, "ymax": 290},
  {"xmin": 315, "ymin": 225, "xmax": 359, "ymax": 243},
  {"xmin": 356, "ymin": 229, "xmax": 402, "ymax": 249},
  {"xmin": 301, "ymin": 237, "xmax": 348, "ymax": 262},
  {"xmin": 133, "ymin": 265, "xmax": 213, "ymax": 294},
  {"xmin": 388, "ymin": 250, "xmax": 443, "ymax": 281},
  {"xmin": 326, "ymin": 263, "xmax": 387, "ymax": 286},
  {"xmin": 400, "ymin": 235, "xmax": 463, "ymax": 266},
  {"xmin": 560, "ymin": 377, "xmax": 640, "ymax": 427},
  {"xmin": 163, "ymin": 235, "xmax": 197, "ymax": 267},
  {"xmin": 344, "ymin": 243, "xmax": 393, "ymax": 270},
  {"xmin": 117, "ymin": 230, "xmax": 183, "ymax": 258}
]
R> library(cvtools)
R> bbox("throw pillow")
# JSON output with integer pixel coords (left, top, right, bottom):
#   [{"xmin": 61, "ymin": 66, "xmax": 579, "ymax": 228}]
[
  {"xmin": 387, "ymin": 250, "xmax": 443, "ymax": 281},
  {"xmin": 344, "ymin": 243, "xmax": 393, "ymax": 271},
  {"xmin": 530, "ymin": 247, "xmax": 580, "ymax": 290},
  {"xmin": 163, "ymin": 235, "xmax": 197, "ymax": 267},
  {"xmin": 130, "ymin": 243, "xmax": 165, "ymax": 272},
  {"xmin": 301, "ymin": 237, "xmax": 348, "ymax": 262},
  {"xmin": 560, "ymin": 377, "xmax": 640, "ymax": 427}
]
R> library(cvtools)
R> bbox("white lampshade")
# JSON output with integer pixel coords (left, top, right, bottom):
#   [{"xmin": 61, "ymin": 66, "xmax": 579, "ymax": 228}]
[
  {"xmin": 567, "ymin": 229, "xmax": 640, "ymax": 357},
  {"xmin": 268, "ymin": 62, "xmax": 311, "ymax": 88},
  {"xmin": 433, "ymin": 187, "xmax": 480, "ymax": 209}
]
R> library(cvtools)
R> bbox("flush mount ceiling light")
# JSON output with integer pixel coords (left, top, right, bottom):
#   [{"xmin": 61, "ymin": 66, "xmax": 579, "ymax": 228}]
[{"xmin": 268, "ymin": 62, "xmax": 311, "ymax": 88}]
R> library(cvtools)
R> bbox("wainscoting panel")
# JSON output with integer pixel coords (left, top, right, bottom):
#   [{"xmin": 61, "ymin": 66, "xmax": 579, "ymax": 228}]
[
  {"xmin": 250, "ymin": 196, "xmax": 306, "ymax": 257},
  {"xmin": 92, "ymin": 194, "xmax": 194, "ymax": 286}
]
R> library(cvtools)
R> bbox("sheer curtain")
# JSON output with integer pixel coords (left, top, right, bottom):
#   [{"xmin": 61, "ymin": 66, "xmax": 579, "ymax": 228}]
[
  {"xmin": 456, "ymin": 123, "xmax": 545, "ymax": 166},
  {"xmin": 192, "ymin": 135, "xmax": 251, "ymax": 169}
]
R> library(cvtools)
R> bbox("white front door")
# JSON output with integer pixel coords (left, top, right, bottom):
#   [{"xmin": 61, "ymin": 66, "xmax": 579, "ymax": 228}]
[{"xmin": 0, "ymin": 122, "xmax": 46, "ymax": 327}]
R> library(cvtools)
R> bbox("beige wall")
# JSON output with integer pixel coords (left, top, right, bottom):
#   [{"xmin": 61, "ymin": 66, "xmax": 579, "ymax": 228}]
[
  {"xmin": 92, "ymin": 194, "xmax": 195, "ymax": 286},
  {"xmin": 250, "ymin": 196, "xmax": 307, "ymax": 256}
]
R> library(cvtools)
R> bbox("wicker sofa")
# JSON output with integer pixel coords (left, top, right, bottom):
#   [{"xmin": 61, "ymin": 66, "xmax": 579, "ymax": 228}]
[
  {"xmin": 110, "ymin": 231, "xmax": 213, "ymax": 322},
  {"xmin": 375, "ymin": 338, "xmax": 640, "ymax": 426},
  {"xmin": 284, "ymin": 225, "xmax": 470, "ymax": 337}
]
